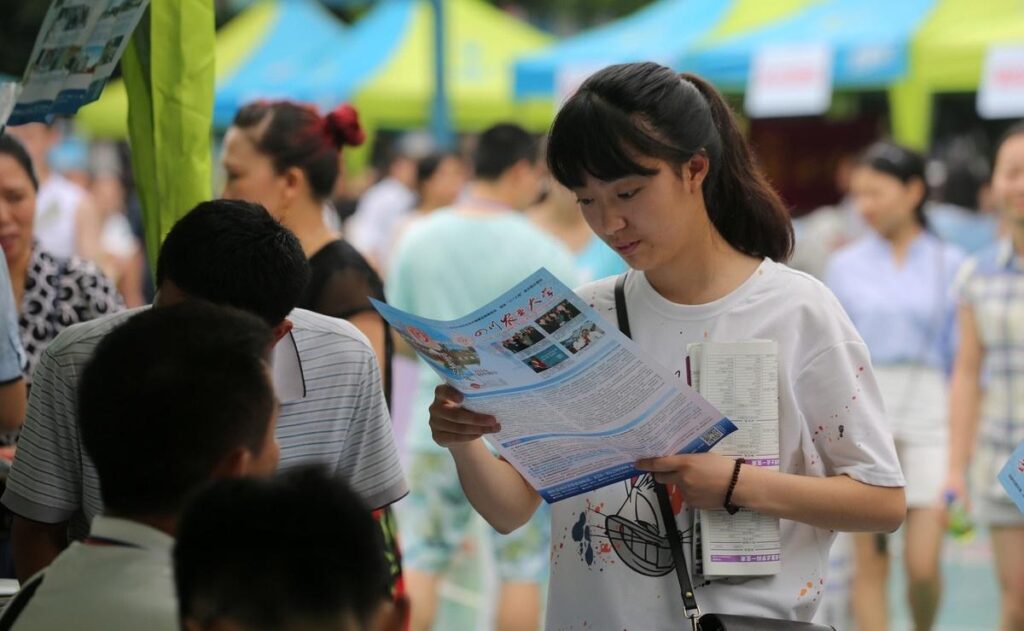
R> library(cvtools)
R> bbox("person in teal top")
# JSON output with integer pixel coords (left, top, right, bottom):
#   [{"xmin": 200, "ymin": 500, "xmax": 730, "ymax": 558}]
[
  {"xmin": 388, "ymin": 123, "xmax": 578, "ymax": 631},
  {"xmin": 529, "ymin": 177, "xmax": 628, "ymax": 283}
]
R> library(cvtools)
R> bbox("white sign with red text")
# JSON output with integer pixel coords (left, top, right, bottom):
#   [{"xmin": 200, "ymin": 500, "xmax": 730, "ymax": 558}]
[
  {"xmin": 745, "ymin": 43, "xmax": 833, "ymax": 118},
  {"xmin": 978, "ymin": 45, "xmax": 1024, "ymax": 120}
]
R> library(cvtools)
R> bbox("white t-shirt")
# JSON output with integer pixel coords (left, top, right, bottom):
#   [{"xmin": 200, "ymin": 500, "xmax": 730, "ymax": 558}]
[
  {"xmin": 547, "ymin": 260, "xmax": 904, "ymax": 629},
  {"xmin": 34, "ymin": 173, "xmax": 86, "ymax": 259},
  {"xmin": 345, "ymin": 177, "xmax": 416, "ymax": 266}
]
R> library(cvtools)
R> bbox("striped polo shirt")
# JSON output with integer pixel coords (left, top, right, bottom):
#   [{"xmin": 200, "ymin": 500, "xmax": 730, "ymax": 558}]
[{"xmin": 2, "ymin": 308, "xmax": 407, "ymax": 539}]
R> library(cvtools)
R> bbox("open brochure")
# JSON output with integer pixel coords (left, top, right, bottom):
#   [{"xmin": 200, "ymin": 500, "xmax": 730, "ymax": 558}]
[
  {"xmin": 689, "ymin": 340, "xmax": 782, "ymax": 577},
  {"xmin": 8, "ymin": 0, "xmax": 149, "ymax": 126},
  {"xmin": 999, "ymin": 440, "xmax": 1024, "ymax": 516},
  {"xmin": 371, "ymin": 268, "xmax": 737, "ymax": 502}
]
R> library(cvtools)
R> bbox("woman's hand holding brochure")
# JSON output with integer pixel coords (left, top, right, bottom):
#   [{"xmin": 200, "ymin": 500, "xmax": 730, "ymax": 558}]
[
  {"xmin": 636, "ymin": 453, "xmax": 740, "ymax": 510},
  {"xmin": 429, "ymin": 385, "xmax": 501, "ymax": 446}
]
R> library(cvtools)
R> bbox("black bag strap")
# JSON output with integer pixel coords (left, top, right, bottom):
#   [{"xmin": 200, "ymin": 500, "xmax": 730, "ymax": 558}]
[{"xmin": 614, "ymin": 273, "xmax": 701, "ymax": 620}]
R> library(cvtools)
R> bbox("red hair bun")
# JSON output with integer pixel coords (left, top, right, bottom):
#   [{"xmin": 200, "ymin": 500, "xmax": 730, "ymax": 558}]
[{"xmin": 323, "ymin": 104, "xmax": 366, "ymax": 149}]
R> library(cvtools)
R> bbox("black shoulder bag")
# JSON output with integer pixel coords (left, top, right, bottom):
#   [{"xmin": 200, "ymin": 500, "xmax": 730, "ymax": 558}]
[{"xmin": 613, "ymin": 273, "xmax": 836, "ymax": 631}]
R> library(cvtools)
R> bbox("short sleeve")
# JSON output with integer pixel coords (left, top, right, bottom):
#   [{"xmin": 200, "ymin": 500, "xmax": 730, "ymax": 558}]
[
  {"xmin": 78, "ymin": 267, "xmax": 124, "ymax": 320},
  {"xmin": 0, "ymin": 254, "xmax": 25, "ymax": 383},
  {"xmin": 953, "ymin": 257, "xmax": 980, "ymax": 307},
  {"xmin": 794, "ymin": 341, "xmax": 905, "ymax": 488},
  {"xmin": 302, "ymin": 241, "xmax": 384, "ymax": 320},
  {"xmin": 335, "ymin": 349, "xmax": 408, "ymax": 510},
  {"xmin": 2, "ymin": 346, "xmax": 83, "ymax": 522},
  {"xmin": 385, "ymin": 231, "xmax": 418, "ymax": 312}
]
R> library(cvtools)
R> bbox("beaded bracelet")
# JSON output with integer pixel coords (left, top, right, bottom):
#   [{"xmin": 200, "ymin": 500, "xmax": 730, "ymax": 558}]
[{"xmin": 724, "ymin": 457, "xmax": 746, "ymax": 515}]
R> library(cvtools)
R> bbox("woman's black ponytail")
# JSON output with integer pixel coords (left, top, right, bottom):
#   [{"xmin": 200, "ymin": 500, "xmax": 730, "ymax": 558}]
[{"xmin": 680, "ymin": 73, "xmax": 793, "ymax": 262}]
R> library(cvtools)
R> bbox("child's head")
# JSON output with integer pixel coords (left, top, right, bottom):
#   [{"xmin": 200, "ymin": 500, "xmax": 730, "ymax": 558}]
[
  {"xmin": 174, "ymin": 467, "xmax": 407, "ymax": 631},
  {"xmin": 546, "ymin": 62, "xmax": 792, "ymax": 268},
  {"xmin": 78, "ymin": 302, "xmax": 279, "ymax": 520}
]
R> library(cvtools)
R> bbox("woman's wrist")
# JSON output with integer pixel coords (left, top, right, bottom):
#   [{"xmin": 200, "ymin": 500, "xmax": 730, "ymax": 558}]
[
  {"xmin": 728, "ymin": 464, "xmax": 772, "ymax": 514},
  {"xmin": 723, "ymin": 458, "xmax": 745, "ymax": 514},
  {"xmin": 448, "ymin": 438, "xmax": 493, "ymax": 465}
]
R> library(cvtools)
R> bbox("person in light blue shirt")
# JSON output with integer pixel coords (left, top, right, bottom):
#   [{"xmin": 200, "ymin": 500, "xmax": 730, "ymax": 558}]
[
  {"xmin": 528, "ymin": 179, "xmax": 627, "ymax": 283},
  {"xmin": 388, "ymin": 124, "xmax": 578, "ymax": 631},
  {"xmin": 0, "ymin": 239, "xmax": 27, "ymax": 433},
  {"xmin": 576, "ymin": 231, "xmax": 627, "ymax": 281},
  {"xmin": 826, "ymin": 141, "xmax": 964, "ymax": 631}
]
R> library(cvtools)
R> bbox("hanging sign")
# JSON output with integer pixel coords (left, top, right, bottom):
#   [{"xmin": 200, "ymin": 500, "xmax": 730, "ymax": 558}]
[
  {"xmin": 6, "ymin": 0, "xmax": 150, "ymax": 127},
  {"xmin": 745, "ymin": 43, "xmax": 833, "ymax": 118},
  {"xmin": 977, "ymin": 45, "xmax": 1024, "ymax": 120}
]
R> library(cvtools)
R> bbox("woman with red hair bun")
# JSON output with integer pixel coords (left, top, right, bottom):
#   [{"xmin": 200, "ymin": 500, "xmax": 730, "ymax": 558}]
[{"xmin": 221, "ymin": 100, "xmax": 406, "ymax": 607}]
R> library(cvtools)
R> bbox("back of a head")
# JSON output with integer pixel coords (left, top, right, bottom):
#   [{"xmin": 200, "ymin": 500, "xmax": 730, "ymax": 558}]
[
  {"xmin": 155, "ymin": 199, "xmax": 310, "ymax": 325},
  {"xmin": 78, "ymin": 303, "xmax": 275, "ymax": 518},
  {"xmin": 473, "ymin": 123, "xmax": 538, "ymax": 181},
  {"xmin": 546, "ymin": 61, "xmax": 792, "ymax": 262},
  {"xmin": 175, "ymin": 467, "xmax": 393, "ymax": 631}
]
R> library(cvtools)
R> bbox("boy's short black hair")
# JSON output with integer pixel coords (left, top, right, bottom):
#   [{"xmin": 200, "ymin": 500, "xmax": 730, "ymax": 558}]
[
  {"xmin": 472, "ymin": 123, "xmax": 538, "ymax": 181},
  {"xmin": 78, "ymin": 302, "xmax": 275, "ymax": 517},
  {"xmin": 155, "ymin": 199, "xmax": 310, "ymax": 326},
  {"xmin": 174, "ymin": 466, "xmax": 390, "ymax": 631}
]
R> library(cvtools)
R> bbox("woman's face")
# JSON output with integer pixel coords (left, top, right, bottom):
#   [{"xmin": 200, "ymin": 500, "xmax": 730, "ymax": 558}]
[
  {"xmin": 221, "ymin": 126, "xmax": 289, "ymax": 217},
  {"xmin": 422, "ymin": 156, "xmax": 465, "ymax": 208},
  {"xmin": 0, "ymin": 154, "xmax": 38, "ymax": 265},
  {"xmin": 993, "ymin": 133, "xmax": 1024, "ymax": 226},
  {"xmin": 572, "ymin": 157, "xmax": 702, "ymax": 273},
  {"xmin": 849, "ymin": 165, "xmax": 921, "ymax": 239}
]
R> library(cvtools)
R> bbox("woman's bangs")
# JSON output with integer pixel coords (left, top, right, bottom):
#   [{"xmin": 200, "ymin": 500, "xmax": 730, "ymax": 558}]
[{"xmin": 547, "ymin": 92, "xmax": 660, "ymax": 189}]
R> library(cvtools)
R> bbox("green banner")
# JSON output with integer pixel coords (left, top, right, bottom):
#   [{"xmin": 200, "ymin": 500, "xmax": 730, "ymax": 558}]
[{"xmin": 123, "ymin": 0, "xmax": 215, "ymax": 273}]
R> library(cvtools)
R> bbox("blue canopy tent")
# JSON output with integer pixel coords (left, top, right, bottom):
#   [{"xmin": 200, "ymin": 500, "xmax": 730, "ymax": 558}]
[
  {"xmin": 284, "ymin": 0, "xmax": 411, "ymax": 115},
  {"xmin": 289, "ymin": 0, "xmax": 553, "ymax": 131},
  {"xmin": 77, "ymin": 0, "xmax": 352, "ymax": 136},
  {"xmin": 684, "ymin": 0, "xmax": 937, "ymax": 91},
  {"xmin": 513, "ymin": 0, "xmax": 733, "ymax": 100},
  {"xmin": 212, "ymin": 0, "xmax": 350, "ymax": 127}
]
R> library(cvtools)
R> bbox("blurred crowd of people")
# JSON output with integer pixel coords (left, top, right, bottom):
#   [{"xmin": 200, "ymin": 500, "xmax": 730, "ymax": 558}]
[{"xmin": 0, "ymin": 60, "xmax": 1022, "ymax": 631}]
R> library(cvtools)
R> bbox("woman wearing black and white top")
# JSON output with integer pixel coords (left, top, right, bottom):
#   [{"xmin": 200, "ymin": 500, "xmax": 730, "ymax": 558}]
[{"xmin": 0, "ymin": 134, "xmax": 122, "ymax": 388}]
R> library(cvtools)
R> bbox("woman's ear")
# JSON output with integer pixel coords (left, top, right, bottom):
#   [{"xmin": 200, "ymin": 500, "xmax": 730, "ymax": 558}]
[
  {"xmin": 684, "ymin": 154, "xmax": 710, "ymax": 192},
  {"xmin": 281, "ymin": 166, "xmax": 307, "ymax": 205},
  {"xmin": 907, "ymin": 177, "xmax": 927, "ymax": 210}
]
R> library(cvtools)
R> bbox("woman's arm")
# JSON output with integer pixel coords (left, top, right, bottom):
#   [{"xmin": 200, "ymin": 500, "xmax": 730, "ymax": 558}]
[
  {"xmin": 946, "ymin": 303, "xmax": 984, "ymax": 500},
  {"xmin": 0, "ymin": 377, "xmax": 26, "ymax": 431},
  {"xmin": 347, "ymin": 310, "xmax": 388, "ymax": 382},
  {"xmin": 638, "ymin": 453, "xmax": 905, "ymax": 532},
  {"xmin": 430, "ymin": 385, "xmax": 542, "ymax": 533}
]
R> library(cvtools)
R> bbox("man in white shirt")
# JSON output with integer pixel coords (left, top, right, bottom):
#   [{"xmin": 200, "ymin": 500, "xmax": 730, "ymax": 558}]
[
  {"xmin": 4, "ymin": 301, "xmax": 281, "ymax": 630},
  {"xmin": 3, "ymin": 199, "xmax": 407, "ymax": 581},
  {"xmin": 345, "ymin": 142, "xmax": 420, "ymax": 269}
]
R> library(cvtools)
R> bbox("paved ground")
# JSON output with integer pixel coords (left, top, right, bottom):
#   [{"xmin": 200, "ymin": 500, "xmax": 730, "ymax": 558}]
[{"xmin": 889, "ymin": 530, "xmax": 1000, "ymax": 631}]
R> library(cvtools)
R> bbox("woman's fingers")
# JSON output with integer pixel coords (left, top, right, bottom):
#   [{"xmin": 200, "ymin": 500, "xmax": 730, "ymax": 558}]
[
  {"xmin": 431, "ymin": 417, "xmax": 496, "ymax": 436},
  {"xmin": 432, "ymin": 430, "xmax": 482, "ymax": 445},
  {"xmin": 429, "ymin": 383, "xmax": 501, "ymax": 449}
]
